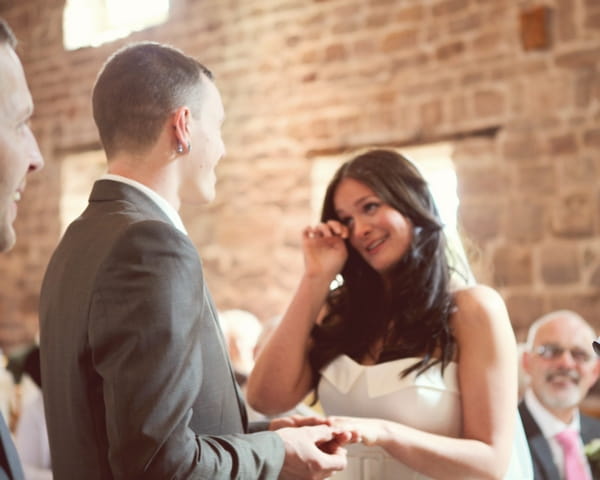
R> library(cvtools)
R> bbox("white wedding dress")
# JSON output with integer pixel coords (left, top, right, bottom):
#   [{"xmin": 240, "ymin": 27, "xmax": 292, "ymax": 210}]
[{"xmin": 318, "ymin": 355, "xmax": 533, "ymax": 479}]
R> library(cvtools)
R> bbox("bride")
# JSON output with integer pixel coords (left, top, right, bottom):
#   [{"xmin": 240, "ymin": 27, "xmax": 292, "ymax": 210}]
[{"xmin": 247, "ymin": 149, "xmax": 533, "ymax": 479}]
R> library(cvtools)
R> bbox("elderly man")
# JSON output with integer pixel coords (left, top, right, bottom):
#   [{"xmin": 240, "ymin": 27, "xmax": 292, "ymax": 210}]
[
  {"xmin": 0, "ymin": 17, "xmax": 44, "ymax": 480},
  {"xmin": 520, "ymin": 310, "xmax": 600, "ymax": 480}
]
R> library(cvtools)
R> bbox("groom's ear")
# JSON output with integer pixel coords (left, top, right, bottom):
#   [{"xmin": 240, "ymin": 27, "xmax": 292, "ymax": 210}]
[{"xmin": 171, "ymin": 106, "xmax": 191, "ymax": 151}]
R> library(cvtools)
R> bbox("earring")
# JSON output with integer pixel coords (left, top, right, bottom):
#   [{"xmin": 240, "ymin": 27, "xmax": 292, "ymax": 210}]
[
  {"xmin": 176, "ymin": 143, "xmax": 184, "ymax": 154},
  {"xmin": 187, "ymin": 141, "xmax": 192, "ymax": 153}
]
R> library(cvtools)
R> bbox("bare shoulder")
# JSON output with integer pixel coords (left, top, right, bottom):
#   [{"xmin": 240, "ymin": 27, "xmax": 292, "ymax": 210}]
[
  {"xmin": 453, "ymin": 284, "xmax": 506, "ymax": 313},
  {"xmin": 451, "ymin": 284, "xmax": 510, "ymax": 336}
]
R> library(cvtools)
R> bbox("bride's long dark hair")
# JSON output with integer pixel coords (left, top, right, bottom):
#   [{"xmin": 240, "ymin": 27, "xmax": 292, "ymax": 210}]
[{"xmin": 309, "ymin": 149, "xmax": 457, "ymax": 390}]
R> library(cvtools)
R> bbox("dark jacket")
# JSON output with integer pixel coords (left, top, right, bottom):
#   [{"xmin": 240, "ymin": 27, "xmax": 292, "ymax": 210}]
[
  {"xmin": 40, "ymin": 180, "xmax": 284, "ymax": 479},
  {"xmin": 519, "ymin": 400, "xmax": 600, "ymax": 480}
]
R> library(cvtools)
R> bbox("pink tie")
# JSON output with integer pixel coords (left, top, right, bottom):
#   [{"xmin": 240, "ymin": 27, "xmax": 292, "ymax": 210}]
[{"xmin": 555, "ymin": 429, "xmax": 590, "ymax": 480}]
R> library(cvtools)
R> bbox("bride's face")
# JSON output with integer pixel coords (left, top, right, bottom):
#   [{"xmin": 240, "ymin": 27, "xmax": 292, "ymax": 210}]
[{"xmin": 333, "ymin": 178, "xmax": 413, "ymax": 277}]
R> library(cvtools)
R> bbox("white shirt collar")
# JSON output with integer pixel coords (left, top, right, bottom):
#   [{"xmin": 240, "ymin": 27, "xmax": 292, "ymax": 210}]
[
  {"xmin": 524, "ymin": 388, "xmax": 580, "ymax": 438},
  {"xmin": 100, "ymin": 173, "xmax": 187, "ymax": 235}
]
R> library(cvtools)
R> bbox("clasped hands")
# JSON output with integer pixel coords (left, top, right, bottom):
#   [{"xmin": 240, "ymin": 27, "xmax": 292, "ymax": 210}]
[{"xmin": 270, "ymin": 415, "xmax": 384, "ymax": 480}]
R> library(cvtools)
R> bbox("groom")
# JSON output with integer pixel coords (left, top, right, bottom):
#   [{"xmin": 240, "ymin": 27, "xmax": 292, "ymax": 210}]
[{"xmin": 39, "ymin": 41, "xmax": 353, "ymax": 479}]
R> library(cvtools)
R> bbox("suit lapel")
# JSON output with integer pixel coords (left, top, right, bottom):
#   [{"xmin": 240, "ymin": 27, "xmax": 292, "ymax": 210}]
[
  {"xmin": 519, "ymin": 402, "xmax": 561, "ymax": 480},
  {"xmin": 580, "ymin": 415, "xmax": 600, "ymax": 444},
  {"xmin": 0, "ymin": 413, "xmax": 23, "ymax": 479}
]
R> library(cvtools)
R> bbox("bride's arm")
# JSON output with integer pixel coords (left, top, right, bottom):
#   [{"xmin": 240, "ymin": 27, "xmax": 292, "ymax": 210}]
[
  {"xmin": 246, "ymin": 221, "xmax": 349, "ymax": 415},
  {"xmin": 331, "ymin": 285, "xmax": 518, "ymax": 480},
  {"xmin": 246, "ymin": 273, "xmax": 330, "ymax": 415}
]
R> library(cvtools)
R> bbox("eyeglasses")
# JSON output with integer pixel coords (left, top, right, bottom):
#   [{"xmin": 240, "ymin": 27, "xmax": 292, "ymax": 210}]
[{"xmin": 534, "ymin": 343, "xmax": 593, "ymax": 364}]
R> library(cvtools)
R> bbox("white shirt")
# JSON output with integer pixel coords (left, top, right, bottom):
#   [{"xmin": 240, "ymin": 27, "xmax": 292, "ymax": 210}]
[
  {"xmin": 100, "ymin": 174, "xmax": 187, "ymax": 235},
  {"xmin": 524, "ymin": 389, "xmax": 591, "ymax": 480},
  {"xmin": 15, "ymin": 390, "xmax": 52, "ymax": 480}
]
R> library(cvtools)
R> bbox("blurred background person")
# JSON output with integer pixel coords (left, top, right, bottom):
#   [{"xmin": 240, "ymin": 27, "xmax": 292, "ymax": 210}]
[
  {"xmin": 218, "ymin": 309, "xmax": 263, "ymax": 386},
  {"xmin": 15, "ymin": 346, "xmax": 51, "ymax": 480},
  {"xmin": 520, "ymin": 310, "xmax": 600, "ymax": 480},
  {"xmin": 0, "ymin": 16, "xmax": 44, "ymax": 480}
]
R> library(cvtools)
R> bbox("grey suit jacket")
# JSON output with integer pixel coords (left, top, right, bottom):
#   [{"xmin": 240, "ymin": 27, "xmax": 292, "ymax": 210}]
[
  {"xmin": 519, "ymin": 400, "xmax": 600, "ymax": 480},
  {"xmin": 39, "ymin": 180, "xmax": 284, "ymax": 479}
]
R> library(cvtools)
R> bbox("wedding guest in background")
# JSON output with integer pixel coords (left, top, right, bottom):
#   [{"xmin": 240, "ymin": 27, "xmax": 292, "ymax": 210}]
[
  {"xmin": 520, "ymin": 310, "xmax": 600, "ymax": 480},
  {"xmin": 39, "ymin": 40, "xmax": 353, "ymax": 479},
  {"xmin": 15, "ymin": 346, "xmax": 52, "ymax": 480},
  {"xmin": 248, "ymin": 314, "xmax": 321, "ymax": 423},
  {"xmin": 218, "ymin": 309, "xmax": 263, "ymax": 386},
  {"xmin": 0, "ymin": 17, "xmax": 44, "ymax": 480},
  {"xmin": 248, "ymin": 149, "xmax": 533, "ymax": 479}
]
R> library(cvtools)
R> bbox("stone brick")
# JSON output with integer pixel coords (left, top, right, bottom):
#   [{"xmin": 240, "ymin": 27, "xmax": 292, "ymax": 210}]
[
  {"xmin": 574, "ymin": 68, "xmax": 596, "ymax": 108},
  {"xmin": 474, "ymin": 90, "xmax": 506, "ymax": 117},
  {"xmin": 505, "ymin": 294, "xmax": 546, "ymax": 332},
  {"xmin": 548, "ymin": 294, "xmax": 600, "ymax": 330},
  {"xmin": 457, "ymin": 166, "xmax": 507, "ymax": 196},
  {"xmin": 591, "ymin": 266, "xmax": 600, "ymax": 287},
  {"xmin": 539, "ymin": 243, "xmax": 580, "ymax": 285},
  {"xmin": 458, "ymin": 202, "xmax": 503, "ymax": 244},
  {"xmin": 549, "ymin": 133, "xmax": 577, "ymax": 155},
  {"xmin": 449, "ymin": 13, "xmax": 482, "ymax": 34},
  {"xmin": 585, "ymin": 12, "xmax": 600, "ymax": 30},
  {"xmin": 432, "ymin": 0, "xmax": 470, "ymax": 17},
  {"xmin": 556, "ymin": 47, "xmax": 600, "ymax": 68},
  {"xmin": 366, "ymin": 13, "xmax": 389, "ymax": 28},
  {"xmin": 515, "ymin": 165, "xmax": 556, "ymax": 195},
  {"xmin": 452, "ymin": 137, "xmax": 497, "ymax": 165},
  {"xmin": 506, "ymin": 200, "xmax": 545, "ymax": 243},
  {"xmin": 325, "ymin": 43, "xmax": 347, "ymax": 62},
  {"xmin": 332, "ymin": 19, "xmax": 359, "ymax": 35},
  {"xmin": 396, "ymin": 5, "xmax": 424, "ymax": 23},
  {"xmin": 556, "ymin": 0, "xmax": 576, "ymax": 42},
  {"xmin": 391, "ymin": 52, "xmax": 431, "ymax": 72},
  {"xmin": 584, "ymin": 128, "xmax": 600, "ymax": 148},
  {"xmin": 493, "ymin": 246, "xmax": 533, "ymax": 286},
  {"xmin": 500, "ymin": 135, "xmax": 540, "ymax": 163},
  {"xmin": 471, "ymin": 31, "xmax": 507, "ymax": 57},
  {"xmin": 584, "ymin": 0, "xmax": 600, "ymax": 9},
  {"xmin": 449, "ymin": 94, "xmax": 469, "ymax": 124},
  {"xmin": 381, "ymin": 29, "xmax": 419, "ymax": 52},
  {"xmin": 551, "ymin": 192, "xmax": 595, "ymax": 237},
  {"xmin": 520, "ymin": 6, "xmax": 552, "ymax": 51},
  {"xmin": 557, "ymin": 156, "xmax": 596, "ymax": 186},
  {"xmin": 420, "ymin": 99, "xmax": 444, "ymax": 129},
  {"xmin": 436, "ymin": 41, "xmax": 465, "ymax": 61}
]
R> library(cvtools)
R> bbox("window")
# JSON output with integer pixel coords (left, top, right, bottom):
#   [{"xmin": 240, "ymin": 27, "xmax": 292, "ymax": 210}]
[{"xmin": 63, "ymin": 0, "xmax": 170, "ymax": 50}]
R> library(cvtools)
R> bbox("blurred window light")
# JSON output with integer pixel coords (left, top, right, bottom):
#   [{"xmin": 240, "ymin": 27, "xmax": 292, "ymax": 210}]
[{"xmin": 63, "ymin": 0, "xmax": 169, "ymax": 50}]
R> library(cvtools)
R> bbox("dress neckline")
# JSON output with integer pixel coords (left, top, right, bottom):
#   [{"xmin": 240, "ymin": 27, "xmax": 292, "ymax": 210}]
[{"xmin": 338, "ymin": 353, "xmax": 457, "ymax": 369}]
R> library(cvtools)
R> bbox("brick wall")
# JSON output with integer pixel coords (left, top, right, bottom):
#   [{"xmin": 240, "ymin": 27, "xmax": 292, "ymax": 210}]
[{"xmin": 0, "ymin": 0, "xmax": 599, "ymax": 348}]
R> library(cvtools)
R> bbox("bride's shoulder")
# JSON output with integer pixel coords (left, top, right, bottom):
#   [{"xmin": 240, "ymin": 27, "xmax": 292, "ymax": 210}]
[
  {"xmin": 452, "ymin": 284, "xmax": 505, "ymax": 309},
  {"xmin": 450, "ymin": 284, "xmax": 509, "ymax": 330}
]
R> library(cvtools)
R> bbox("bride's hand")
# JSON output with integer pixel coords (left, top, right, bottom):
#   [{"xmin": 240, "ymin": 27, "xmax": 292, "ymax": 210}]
[
  {"xmin": 302, "ymin": 220, "xmax": 349, "ymax": 280},
  {"xmin": 328, "ymin": 416, "xmax": 387, "ymax": 446}
]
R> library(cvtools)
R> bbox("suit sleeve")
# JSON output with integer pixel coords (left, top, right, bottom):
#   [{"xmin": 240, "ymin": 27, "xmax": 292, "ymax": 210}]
[{"xmin": 88, "ymin": 220, "xmax": 284, "ymax": 479}]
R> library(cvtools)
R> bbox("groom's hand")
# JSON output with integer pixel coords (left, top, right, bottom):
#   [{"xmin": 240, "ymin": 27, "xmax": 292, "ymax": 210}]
[{"xmin": 276, "ymin": 424, "xmax": 356, "ymax": 480}]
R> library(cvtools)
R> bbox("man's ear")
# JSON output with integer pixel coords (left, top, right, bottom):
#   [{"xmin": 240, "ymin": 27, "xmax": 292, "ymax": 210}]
[{"xmin": 172, "ymin": 106, "xmax": 190, "ymax": 152}]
